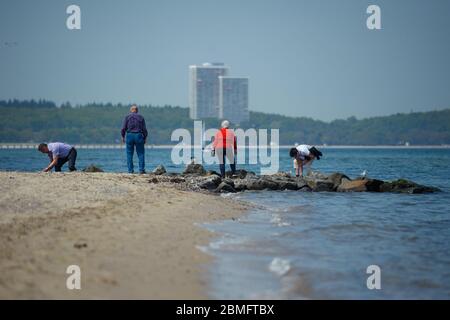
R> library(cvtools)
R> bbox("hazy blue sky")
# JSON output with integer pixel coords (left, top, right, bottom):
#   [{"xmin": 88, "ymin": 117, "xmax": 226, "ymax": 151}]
[{"xmin": 1, "ymin": 0, "xmax": 449, "ymax": 121}]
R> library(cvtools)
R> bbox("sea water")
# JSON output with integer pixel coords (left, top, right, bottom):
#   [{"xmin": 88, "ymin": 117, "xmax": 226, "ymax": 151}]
[{"xmin": 1, "ymin": 147, "xmax": 449, "ymax": 299}]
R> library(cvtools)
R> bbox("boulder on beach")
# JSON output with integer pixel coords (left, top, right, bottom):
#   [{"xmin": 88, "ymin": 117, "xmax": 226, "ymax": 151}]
[
  {"xmin": 152, "ymin": 165, "xmax": 166, "ymax": 175},
  {"xmin": 198, "ymin": 175, "xmax": 222, "ymax": 190},
  {"xmin": 273, "ymin": 179, "xmax": 298, "ymax": 191},
  {"xmin": 82, "ymin": 165, "xmax": 104, "ymax": 173},
  {"xmin": 225, "ymin": 169, "xmax": 251, "ymax": 179},
  {"xmin": 183, "ymin": 163, "xmax": 206, "ymax": 175},
  {"xmin": 206, "ymin": 170, "xmax": 221, "ymax": 177},
  {"xmin": 215, "ymin": 181, "xmax": 237, "ymax": 193},
  {"xmin": 266, "ymin": 174, "xmax": 298, "ymax": 190},
  {"xmin": 169, "ymin": 176, "xmax": 185, "ymax": 183},
  {"xmin": 248, "ymin": 178, "xmax": 280, "ymax": 191}
]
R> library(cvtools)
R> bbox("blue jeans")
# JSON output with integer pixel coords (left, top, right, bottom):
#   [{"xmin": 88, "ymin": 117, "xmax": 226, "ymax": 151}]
[{"xmin": 126, "ymin": 132, "xmax": 145, "ymax": 173}]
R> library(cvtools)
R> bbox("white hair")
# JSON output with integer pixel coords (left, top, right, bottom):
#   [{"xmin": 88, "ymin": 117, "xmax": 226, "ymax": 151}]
[{"xmin": 221, "ymin": 120, "xmax": 230, "ymax": 128}]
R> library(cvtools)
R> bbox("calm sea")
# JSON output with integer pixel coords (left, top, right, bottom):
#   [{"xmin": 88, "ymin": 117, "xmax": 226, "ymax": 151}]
[{"xmin": 1, "ymin": 147, "xmax": 449, "ymax": 299}]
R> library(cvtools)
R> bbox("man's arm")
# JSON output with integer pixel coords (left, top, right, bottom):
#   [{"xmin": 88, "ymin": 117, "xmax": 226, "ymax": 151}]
[
  {"xmin": 121, "ymin": 116, "xmax": 128, "ymax": 143},
  {"xmin": 299, "ymin": 163, "xmax": 304, "ymax": 177},
  {"xmin": 142, "ymin": 118, "xmax": 148, "ymax": 144},
  {"xmin": 43, "ymin": 156, "xmax": 58, "ymax": 172},
  {"xmin": 212, "ymin": 131, "xmax": 219, "ymax": 152}
]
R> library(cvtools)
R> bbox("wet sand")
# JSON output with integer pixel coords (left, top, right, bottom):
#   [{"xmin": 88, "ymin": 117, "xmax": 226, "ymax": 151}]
[{"xmin": 0, "ymin": 172, "xmax": 246, "ymax": 299}]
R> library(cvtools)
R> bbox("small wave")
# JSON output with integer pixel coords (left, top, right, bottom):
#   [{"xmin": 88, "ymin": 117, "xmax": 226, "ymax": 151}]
[
  {"xmin": 268, "ymin": 257, "xmax": 291, "ymax": 276},
  {"xmin": 270, "ymin": 214, "xmax": 292, "ymax": 227},
  {"xmin": 207, "ymin": 235, "xmax": 248, "ymax": 251},
  {"xmin": 220, "ymin": 193, "xmax": 235, "ymax": 198}
]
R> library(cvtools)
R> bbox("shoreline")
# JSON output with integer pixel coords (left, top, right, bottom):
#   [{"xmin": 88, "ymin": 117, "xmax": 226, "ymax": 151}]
[{"xmin": 0, "ymin": 172, "xmax": 248, "ymax": 299}]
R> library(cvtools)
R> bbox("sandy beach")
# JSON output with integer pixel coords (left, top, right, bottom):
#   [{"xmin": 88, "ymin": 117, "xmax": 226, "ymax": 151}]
[{"xmin": 0, "ymin": 172, "xmax": 247, "ymax": 299}]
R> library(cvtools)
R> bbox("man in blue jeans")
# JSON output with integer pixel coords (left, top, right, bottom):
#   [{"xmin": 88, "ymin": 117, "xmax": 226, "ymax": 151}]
[{"xmin": 121, "ymin": 104, "xmax": 148, "ymax": 174}]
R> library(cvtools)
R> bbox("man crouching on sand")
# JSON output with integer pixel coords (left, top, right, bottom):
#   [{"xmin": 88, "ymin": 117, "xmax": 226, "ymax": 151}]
[{"xmin": 38, "ymin": 142, "xmax": 77, "ymax": 172}]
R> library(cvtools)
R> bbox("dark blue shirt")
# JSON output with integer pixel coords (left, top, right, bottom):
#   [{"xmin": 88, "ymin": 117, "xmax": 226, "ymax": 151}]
[{"xmin": 121, "ymin": 113, "xmax": 148, "ymax": 139}]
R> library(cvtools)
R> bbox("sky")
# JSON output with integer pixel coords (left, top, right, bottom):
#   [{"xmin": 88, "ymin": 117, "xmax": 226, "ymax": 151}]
[{"xmin": 0, "ymin": 0, "xmax": 449, "ymax": 121}]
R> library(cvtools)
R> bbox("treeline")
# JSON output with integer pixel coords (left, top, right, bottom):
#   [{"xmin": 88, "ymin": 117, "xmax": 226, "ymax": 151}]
[
  {"xmin": 0, "ymin": 99, "xmax": 57, "ymax": 109},
  {"xmin": 0, "ymin": 100, "xmax": 449, "ymax": 145}
]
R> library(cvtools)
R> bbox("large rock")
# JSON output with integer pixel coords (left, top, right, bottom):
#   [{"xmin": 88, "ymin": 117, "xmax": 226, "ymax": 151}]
[
  {"xmin": 223, "ymin": 178, "xmax": 235, "ymax": 188},
  {"xmin": 298, "ymin": 185, "xmax": 313, "ymax": 192},
  {"xmin": 274, "ymin": 179, "xmax": 298, "ymax": 191},
  {"xmin": 198, "ymin": 175, "xmax": 222, "ymax": 190},
  {"xmin": 266, "ymin": 174, "xmax": 299, "ymax": 190},
  {"xmin": 233, "ymin": 181, "xmax": 247, "ymax": 192},
  {"xmin": 271, "ymin": 172, "xmax": 292, "ymax": 178},
  {"xmin": 225, "ymin": 169, "xmax": 249, "ymax": 179},
  {"xmin": 206, "ymin": 170, "xmax": 220, "ymax": 176},
  {"xmin": 215, "ymin": 181, "xmax": 237, "ymax": 193},
  {"xmin": 296, "ymin": 177, "xmax": 309, "ymax": 190},
  {"xmin": 326, "ymin": 172, "xmax": 350, "ymax": 190},
  {"xmin": 380, "ymin": 179, "xmax": 440, "ymax": 194},
  {"xmin": 337, "ymin": 177, "xmax": 385, "ymax": 192},
  {"xmin": 363, "ymin": 178, "xmax": 384, "ymax": 192},
  {"xmin": 234, "ymin": 176, "xmax": 259, "ymax": 191},
  {"xmin": 304, "ymin": 171, "xmax": 344, "ymax": 192},
  {"xmin": 306, "ymin": 171, "xmax": 329, "ymax": 180},
  {"xmin": 337, "ymin": 178, "xmax": 368, "ymax": 192},
  {"xmin": 152, "ymin": 165, "xmax": 166, "ymax": 175},
  {"xmin": 183, "ymin": 163, "xmax": 206, "ymax": 175},
  {"xmin": 169, "ymin": 176, "xmax": 185, "ymax": 183},
  {"xmin": 305, "ymin": 178, "xmax": 335, "ymax": 192},
  {"xmin": 82, "ymin": 165, "xmax": 104, "ymax": 173},
  {"xmin": 250, "ymin": 178, "xmax": 280, "ymax": 191}
]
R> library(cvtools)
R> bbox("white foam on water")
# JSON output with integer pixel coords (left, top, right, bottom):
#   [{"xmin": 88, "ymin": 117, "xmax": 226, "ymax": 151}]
[
  {"xmin": 268, "ymin": 257, "xmax": 291, "ymax": 277},
  {"xmin": 196, "ymin": 244, "xmax": 211, "ymax": 255},
  {"xmin": 270, "ymin": 214, "xmax": 292, "ymax": 227},
  {"xmin": 207, "ymin": 234, "xmax": 248, "ymax": 251}
]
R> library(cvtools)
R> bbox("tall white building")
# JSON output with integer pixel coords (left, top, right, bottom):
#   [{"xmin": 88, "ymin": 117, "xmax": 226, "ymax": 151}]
[
  {"xmin": 189, "ymin": 63, "xmax": 229, "ymax": 119},
  {"xmin": 219, "ymin": 77, "xmax": 249, "ymax": 124}
]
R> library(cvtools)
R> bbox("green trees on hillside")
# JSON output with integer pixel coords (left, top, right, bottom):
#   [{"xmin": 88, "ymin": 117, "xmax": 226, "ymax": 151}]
[{"xmin": 0, "ymin": 100, "xmax": 449, "ymax": 145}]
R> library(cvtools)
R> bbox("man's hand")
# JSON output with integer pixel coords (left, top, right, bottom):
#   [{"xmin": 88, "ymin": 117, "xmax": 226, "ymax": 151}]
[{"xmin": 43, "ymin": 157, "xmax": 58, "ymax": 173}]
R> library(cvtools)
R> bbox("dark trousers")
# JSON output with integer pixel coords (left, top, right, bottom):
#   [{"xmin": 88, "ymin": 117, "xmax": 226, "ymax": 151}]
[
  {"xmin": 217, "ymin": 147, "xmax": 236, "ymax": 177},
  {"xmin": 55, "ymin": 148, "xmax": 77, "ymax": 172}
]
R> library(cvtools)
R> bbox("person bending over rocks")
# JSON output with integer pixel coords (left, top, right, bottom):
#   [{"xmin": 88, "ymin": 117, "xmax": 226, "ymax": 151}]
[{"xmin": 289, "ymin": 144, "xmax": 323, "ymax": 177}]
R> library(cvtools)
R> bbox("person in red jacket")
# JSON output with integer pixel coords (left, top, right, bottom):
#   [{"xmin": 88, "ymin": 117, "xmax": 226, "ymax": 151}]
[{"xmin": 212, "ymin": 120, "xmax": 237, "ymax": 178}]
